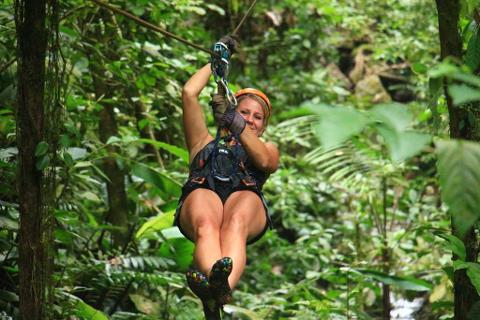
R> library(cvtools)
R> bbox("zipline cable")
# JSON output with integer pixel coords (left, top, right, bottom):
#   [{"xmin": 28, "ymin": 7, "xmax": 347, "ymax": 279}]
[
  {"xmin": 232, "ymin": 0, "xmax": 259, "ymax": 36},
  {"xmin": 90, "ymin": 0, "xmax": 216, "ymax": 56},
  {"xmin": 90, "ymin": 0, "xmax": 260, "ymax": 56}
]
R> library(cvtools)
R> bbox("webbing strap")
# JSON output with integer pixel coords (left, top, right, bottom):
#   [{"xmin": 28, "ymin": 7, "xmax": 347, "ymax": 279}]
[{"xmin": 208, "ymin": 131, "xmax": 243, "ymax": 185}]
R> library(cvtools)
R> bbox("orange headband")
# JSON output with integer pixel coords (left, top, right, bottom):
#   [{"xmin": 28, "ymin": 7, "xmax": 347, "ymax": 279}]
[{"xmin": 235, "ymin": 88, "xmax": 272, "ymax": 120}]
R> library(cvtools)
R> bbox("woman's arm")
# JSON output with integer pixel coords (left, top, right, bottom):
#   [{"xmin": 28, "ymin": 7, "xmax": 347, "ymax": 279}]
[
  {"xmin": 238, "ymin": 128, "xmax": 279, "ymax": 174},
  {"xmin": 182, "ymin": 64, "xmax": 214, "ymax": 161}
]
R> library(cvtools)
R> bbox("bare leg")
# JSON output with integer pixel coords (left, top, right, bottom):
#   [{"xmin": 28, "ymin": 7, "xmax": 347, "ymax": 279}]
[
  {"xmin": 179, "ymin": 188, "xmax": 224, "ymax": 275},
  {"xmin": 221, "ymin": 191, "xmax": 267, "ymax": 289}
]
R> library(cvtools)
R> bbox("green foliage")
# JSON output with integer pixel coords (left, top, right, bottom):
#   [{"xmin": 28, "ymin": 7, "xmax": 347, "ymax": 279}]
[
  {"xmin": 309, "ymin": 101, "xmax": 431, "ymax": 162},
  {"xmin": 453, "ymin": 261, "xmax": 480, "ymax": 296},
  {"xmin": 136, "ymin": 210, "xmax": 175, "ymax": 239},
  {"xmin": 449, "ymin": 84, "xmax": 480, "ymax": 105},
  {"xmin": 356, "ymin": 269, "xmax": 432, "ymax": 291},
  {"xmin": 436, "ymin": 233, "xmax": 467, "ymax": 261},
  {"xmin": 430, "ymin": 62, "xmax": 480, "ymax": 105},
  {"xmin": 131, "ymin": 162, "xmax": 182, "ymax": 198},
  {"xmin": 437, "ymin": 140, "xmax": 480, "ymax": 237},
  {"xmin": 66, "ymin": 293, "xmax": 110, "ymax": 320},
  {"xmin": 0, "ymin": 0, "xmax": 458, "ymax": 318},
  {"xmin": 309, "ymin": 104, "xmax": 371, "ymax": 149},
  {"xmin": 137, "ymin": 138, "xmax": 189, "ymax": 163},
  {"xmin": 465, "ymin": 26, "xmax": 480, "ymax": 71}
]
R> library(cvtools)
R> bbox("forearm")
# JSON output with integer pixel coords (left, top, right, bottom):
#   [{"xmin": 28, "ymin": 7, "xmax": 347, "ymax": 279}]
[
  {"xmin": 238, "ymin": 128, "xmax": 278, "ymax": 173},
  {"xmin": 182, "ymin": 63, "xmax": 212, "ymax": 98},
  {"xmin": 181, "ymin": 64, "xmax": 213, "ymax": 156}
]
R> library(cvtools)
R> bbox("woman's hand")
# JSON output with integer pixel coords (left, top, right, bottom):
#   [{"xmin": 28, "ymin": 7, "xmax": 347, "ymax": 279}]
[
  {"xmin": 217, "ymin": 35, "xmax": 238, "ymax": 54},
  {"xmin": 210, "ymin": 85, "xmax": 228, "ymax": 126}
]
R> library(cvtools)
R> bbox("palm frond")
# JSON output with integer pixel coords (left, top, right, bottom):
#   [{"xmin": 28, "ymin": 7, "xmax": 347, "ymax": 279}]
[{"xmin": 304, "ymin": 143, "xmax": 380, "ymax": 190}]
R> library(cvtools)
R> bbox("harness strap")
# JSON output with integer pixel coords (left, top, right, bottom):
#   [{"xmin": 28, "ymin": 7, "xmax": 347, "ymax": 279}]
[{"xmin": 189, "ymin": 131, "xmax": 257, "ymax": 190}]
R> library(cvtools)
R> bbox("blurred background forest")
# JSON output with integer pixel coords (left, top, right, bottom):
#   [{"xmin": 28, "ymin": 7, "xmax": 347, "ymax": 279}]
[{"xmin": 2, "ymin": 0, "xmax": 480, "ymax": 319}]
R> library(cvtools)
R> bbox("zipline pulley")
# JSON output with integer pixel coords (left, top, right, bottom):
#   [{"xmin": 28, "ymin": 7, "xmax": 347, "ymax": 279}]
[{"xmin": 211, "ymin": 41, "xmax": 237, "ymax": 107}]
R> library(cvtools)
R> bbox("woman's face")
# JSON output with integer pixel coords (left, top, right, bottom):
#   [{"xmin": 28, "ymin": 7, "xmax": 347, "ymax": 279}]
[{"xmin": 236, "ymin": 97, "xmax": 265, "ymax": 136}]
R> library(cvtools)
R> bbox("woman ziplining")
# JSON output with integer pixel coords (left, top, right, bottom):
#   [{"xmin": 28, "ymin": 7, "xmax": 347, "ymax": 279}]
[
  {"xmin": 88, "ymin": 1, "xmax": 272, "ymax": 318},
  {"xmin": 174, "ymin": 36, "xmax": 279, "ymax": 319}
]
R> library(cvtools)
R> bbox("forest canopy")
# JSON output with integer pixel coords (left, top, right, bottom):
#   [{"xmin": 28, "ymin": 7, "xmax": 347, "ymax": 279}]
[{"xmin": 1, "ymin": 0, "xmax": 480, "ymax": 319}]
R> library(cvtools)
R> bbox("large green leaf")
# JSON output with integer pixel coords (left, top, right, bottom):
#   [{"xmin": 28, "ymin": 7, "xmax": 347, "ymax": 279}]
[
  {"xmin": 158, "ymin": 236, "xmax": 194, "ymax": 270},
  {"xmin": 377, "ymin": 126, "xmax": 431, "ymax": 162},
  {"xmin": 34, "ymin": 141, "xmax": 49, "ymax": 157},
  {"xmin": 310, "ymin": 104, "xmax": 370, "ymax": 149},
  {"xmin": 437, "ymin": 140, "xmax": 480, "ymax": 237},
  {"xmin": 63, "ymin": 293, "xmax": 109, "ymax": 320},
  {"xmin": 435, "ymin": 233, "xmax": 467, "ymax": 261},
  {"xmin": 223, "ymin": 305, "xmax": 261, "ymax": 320},
  {"xmin": 131, "ymin": 162, "xmax": 181, "ymax": 197},
  {"xmin": 467, "ymin": 263, "xmax": 480, "ymax": 296},
  {"xmin": 136, "ymin": 210, "xmax": 175, "ymax": 239},
  {"xmin": 465, "ymin": 28, "xmax": 480, "ymax": 71},
  {"xmin": 160, "ymin": 227, "xmax": 185, "ymax": 240},
  {"xmin": 75, "ymin": 300, "xmax": 109, "ymax": 320},
  {"xmin": 137, "ymin": 138, "xmax": 189, "ymax": 163},
  {"xmin": 455, "ymin": 261, "xmax": 480, "ymax": 297},
  {"xmin": 358, "ymin": 269, "xmax": 431, "ymax": 291},
  {"xmin": 129, "ymin": 294, "xmax": 161, "ymax": 315},
  {"xmin": 448, "ymin": 84, "xmax": 480, "ymax": 105},
  {"xmin": 369, "ymin": 103, "xmax": 413, "ymax": 131}
]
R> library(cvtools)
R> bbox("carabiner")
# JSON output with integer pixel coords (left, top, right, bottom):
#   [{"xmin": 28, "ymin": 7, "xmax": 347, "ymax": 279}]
[{"xmin": 220, "ymin": 78, "xmax": 237, "ymax": 107}]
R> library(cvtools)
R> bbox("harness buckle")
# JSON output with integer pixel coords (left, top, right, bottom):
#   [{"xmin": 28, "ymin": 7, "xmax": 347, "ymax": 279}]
[
  {"xmin": 214, "ymin": 175, "xmax": 231, "ymax": 182},
  {"xmin": 241, "ymin": 177, "xmax": 256, "ymax": 187},
  {"xmin": 191, "ymin": 176, "xmax": 206, "ymax": 184}
]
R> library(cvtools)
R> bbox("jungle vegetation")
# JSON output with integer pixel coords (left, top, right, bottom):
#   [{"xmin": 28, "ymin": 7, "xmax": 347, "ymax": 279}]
[{"xmin": 2, "ymin": 0, "xmax": 480, "ymax": 319}]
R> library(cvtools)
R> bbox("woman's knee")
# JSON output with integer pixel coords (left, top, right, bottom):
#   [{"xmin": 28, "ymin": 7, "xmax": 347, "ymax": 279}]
[
  {"xmin": 221, "ymin": 212, "xmax": 248, "ymax": 235},
  {"xmin": 194, "ymin": 217, "xmax": 221, "ymax": 239}
]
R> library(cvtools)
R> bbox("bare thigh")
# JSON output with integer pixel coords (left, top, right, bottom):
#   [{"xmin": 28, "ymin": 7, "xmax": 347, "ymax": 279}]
[
  {"xmin": 223, "ymin": 190, "xmax": 267, "ymax": 241},
  {"xmin": 179, "ymin": 188, "xmax": 224, "ymax": 241}
]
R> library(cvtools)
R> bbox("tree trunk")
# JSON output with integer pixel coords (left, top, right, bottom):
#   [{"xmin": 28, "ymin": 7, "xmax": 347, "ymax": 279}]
[
  {"xmin": 14, "ymin": 0, "xmax": 48, "ymax": 318},
  {"xmin": 128, "ymin": 85, "xmax": 164, "ymax": 167},
  {"xmin": 436, "ymin": 1, "xmax": 480, "ymax": 319},
  {"xmin": 86, "ymin": 10, "xmax": 129, "ymax": 248},
  {"xmin": 98, "ymin": 97, "xmax": 129, "ymax": 248}
]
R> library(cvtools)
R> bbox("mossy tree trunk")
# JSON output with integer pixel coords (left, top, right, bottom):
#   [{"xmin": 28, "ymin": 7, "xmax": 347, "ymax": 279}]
[
  {"xmin": 14, "ymin": 0, "xmax": 48, "ymax": 318},
  {"xmin": 436, "ymin": 1, "xmax": 480, "ymax": 318}
]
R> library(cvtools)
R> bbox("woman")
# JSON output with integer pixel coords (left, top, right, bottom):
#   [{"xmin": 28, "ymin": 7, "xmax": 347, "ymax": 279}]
[{"xmin": 174, "ymin": 61, "xmax": 279, "ymax": 314}]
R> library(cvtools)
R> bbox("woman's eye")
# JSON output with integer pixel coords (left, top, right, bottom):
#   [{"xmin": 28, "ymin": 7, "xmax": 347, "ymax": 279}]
[{"xmin": 241, "ymin": 110, "xmax": 248, "ymax": 115}]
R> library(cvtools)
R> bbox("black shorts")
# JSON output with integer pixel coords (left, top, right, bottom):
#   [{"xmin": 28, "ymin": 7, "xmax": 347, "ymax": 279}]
[{"xmin": 173, "ymin": 178, "xmax": 272, "ymax": 245}]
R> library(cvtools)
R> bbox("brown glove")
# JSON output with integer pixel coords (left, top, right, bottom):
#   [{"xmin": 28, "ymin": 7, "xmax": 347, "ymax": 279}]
[
  {"xmin": 221, "ymin": 107, "xmax": 246, "ymax": 136},
  {"xmin": 218, "ymin": 35, "xmax": 239, "ymax": 54},
  {"xmin": 210, "ymin": 85, "xmax": 229, "ymax": 126}
]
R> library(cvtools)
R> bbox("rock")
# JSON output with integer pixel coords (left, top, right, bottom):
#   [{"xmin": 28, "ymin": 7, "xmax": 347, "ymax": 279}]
[
  {"xmin": 355, "ymin": 74, "xmax": 392, "ymax": 103},
  {"xmin": 349, "ymin": 48, "xmax": 366, "ymax": 84},
  {"xmin": 326, "ymin": 63, "xmax": 352, "ymax": 88}
]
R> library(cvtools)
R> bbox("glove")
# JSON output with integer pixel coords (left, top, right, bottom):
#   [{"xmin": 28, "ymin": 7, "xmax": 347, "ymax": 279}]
[
  {"xmin": 221, "ymin": 107, "xmax": 246, "ymax": 136},
  {"xmin": 218, "ymin": 35, "xmax": 239, "ymax": 54},
  {"xmin": 210, "ymin": 85, "xmax": 228, "ymax": 126}
]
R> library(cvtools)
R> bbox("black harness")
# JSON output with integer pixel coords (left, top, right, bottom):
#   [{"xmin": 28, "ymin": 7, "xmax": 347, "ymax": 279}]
[{"xmin": 188, "ymin": 132, "xmax": 267, "ymax": 191}]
